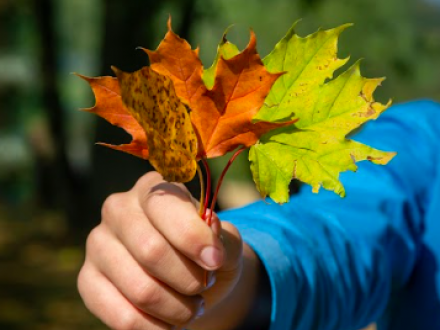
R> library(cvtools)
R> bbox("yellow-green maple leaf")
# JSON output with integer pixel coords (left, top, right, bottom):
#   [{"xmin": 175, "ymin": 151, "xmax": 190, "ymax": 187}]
[{"xmin": 250, "ymin": 23, "xmax": 396, "ymax": 203}]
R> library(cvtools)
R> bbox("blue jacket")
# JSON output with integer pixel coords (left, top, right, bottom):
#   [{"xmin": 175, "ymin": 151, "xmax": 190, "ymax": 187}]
[{"xmin": 220, "ymin": 100, "xmax": 440, "ymax": 330}]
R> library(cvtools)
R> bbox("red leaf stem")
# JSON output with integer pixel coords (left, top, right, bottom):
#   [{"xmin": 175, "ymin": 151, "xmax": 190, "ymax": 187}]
[
  {"xmin": 208, "ymin": 147, "xmax": 246, "ymax": 225},
  {"xmin": 201, "ymin": 158, "xmax": 211, "ymax": 221}
]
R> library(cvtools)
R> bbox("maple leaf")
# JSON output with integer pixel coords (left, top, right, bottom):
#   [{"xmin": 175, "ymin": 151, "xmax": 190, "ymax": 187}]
[
  {"xmin": 76, "ymin": 74, "xmax": 149, "ymax": 159},
  {"xmin": 202, "ymin": 29, "xmax": 240, "ymax": 89},
  {"xmin": 112, "ymin": 66, "xmax": 198, "ymax": 182},
  {"xmin": 250, "ymin": 24, "xmax": 396, "ymax": 203},
  {"xmin": 78, "ymin": 19, "xmax": 395, "ymax": 210},
  {"xmin": 144, "ymin": 18, "xmax": 291, "ymax": 158}
]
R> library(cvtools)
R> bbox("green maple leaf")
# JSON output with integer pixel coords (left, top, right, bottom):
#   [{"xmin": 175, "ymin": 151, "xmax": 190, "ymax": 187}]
[{"xmin": 250, "ymin": 23, "xmax": 396, "ymax": 203}]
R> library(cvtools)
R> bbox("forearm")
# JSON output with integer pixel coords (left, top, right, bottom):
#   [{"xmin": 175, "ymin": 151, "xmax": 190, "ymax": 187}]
[{"xmin": 215, "ymin": 101, "xmax": 438, "ymax": 330}]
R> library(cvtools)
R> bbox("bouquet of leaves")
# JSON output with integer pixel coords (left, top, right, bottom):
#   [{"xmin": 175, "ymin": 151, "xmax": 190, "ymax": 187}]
[{"xmin": 77, "ymin": 18, "xmax": 395, "ymax": 224}]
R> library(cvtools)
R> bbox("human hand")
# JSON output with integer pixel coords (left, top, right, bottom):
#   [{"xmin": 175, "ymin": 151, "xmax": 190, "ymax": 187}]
[{"xmin": 77, "ymin": 172, "xmax": 246, "ymax": 330}]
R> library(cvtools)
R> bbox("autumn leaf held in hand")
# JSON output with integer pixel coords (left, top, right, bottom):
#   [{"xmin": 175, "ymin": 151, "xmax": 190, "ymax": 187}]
[
  {"xmin": 249, "ymin": 23, "xmax": 396, "ymax": 203},
  {"xmin": 76, "ymin": 74, "xmax": 149, "ymax": 160},
  {"xmin": 78, "ymin": 17, "xmax": 395, "ymax": 211},
  {"xmin": 145, "ymin": 19, "xmax": 292, "ymax": 158},
  {"xmin": 112, "ymin": 66, "xmax": 198, "ymax": 183}
]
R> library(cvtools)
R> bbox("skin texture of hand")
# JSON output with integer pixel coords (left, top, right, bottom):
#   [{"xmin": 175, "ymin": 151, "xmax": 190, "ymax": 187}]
[{"xmin": 78, "ymin": 172, "xmax": 262, "ymax": 330}]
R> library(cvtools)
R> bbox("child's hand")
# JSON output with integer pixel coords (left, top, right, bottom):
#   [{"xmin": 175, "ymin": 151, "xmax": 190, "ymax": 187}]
[{"xmin": 77, "ymin": 171, "xmax": 245, "ymax": 330}]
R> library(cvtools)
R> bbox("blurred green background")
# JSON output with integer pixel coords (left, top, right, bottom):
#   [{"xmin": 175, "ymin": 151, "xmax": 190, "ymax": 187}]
[{"xmin": 0, "ymin": 0, "xmax": 439, "ymax": 329}]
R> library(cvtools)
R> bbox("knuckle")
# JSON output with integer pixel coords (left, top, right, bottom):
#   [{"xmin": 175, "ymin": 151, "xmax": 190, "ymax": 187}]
[
  {"xmin": 85, "ymin": 226, "xmax": 106, "ymax": 254},
  {"xmin": 112, "ymin": 309, "xmax": 139, "ymax": 330},
  {"xmin": 142, "ymin": 190, "xmax": 163, "ymax": 210},
  {"xmin": 173, "ymin": 182, "xmax": 191, "ymax": 197},
  {"xmin": 136, "ymin": 171, "xmax": 163, "ymax": 191},
  {"xmin": 140, "ymin": 180, "xmax": 191, "ymax": 210},
  {"xmin": 76, "ymin": 264, "xmax": 90, "ymax": 299},
  {"xmin": 176, "ymin": 307, "xmax": 197, "ymax": 325},
  {"xmin": 138, "ymin": 236, "xmax": 167, "ymax": 266},
  {"xmin": 131, "ymin": 281, "xmax": 162, "ymax": 308},
  {"xmin": 182, "ymin": 279, "xmax": 204, "ymax": 296},
  {"xmin": 174, "ymin": 298, "xmax": 203, "ymax": 325},
  {"xmin": 178, "ymin": 222, "xmax": 200, "ymax": 247},
  {"xmin": 101, "ymin": 192, "xmax": 126, "ymax": 221}
]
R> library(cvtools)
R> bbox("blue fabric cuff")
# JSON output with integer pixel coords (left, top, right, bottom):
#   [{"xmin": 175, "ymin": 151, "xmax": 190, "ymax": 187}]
[{"xmin": 229, "ymin": 223, "xmax": 297, "ymax": 330}]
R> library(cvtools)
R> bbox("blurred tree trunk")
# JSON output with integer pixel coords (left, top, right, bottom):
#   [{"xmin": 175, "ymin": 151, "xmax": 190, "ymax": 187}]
[{"xmin": 34, "ymin": 0, "xmax": 87, "ymax": 236}]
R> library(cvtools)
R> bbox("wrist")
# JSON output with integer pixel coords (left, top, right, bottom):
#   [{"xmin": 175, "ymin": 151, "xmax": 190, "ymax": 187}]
[
  {"xmin": 189, "ymin": 243, "xmax": 271, "ymax": 330},
  {"xmin": 232, "ymin": 243, "xmax": 271, "ymax": 330}
]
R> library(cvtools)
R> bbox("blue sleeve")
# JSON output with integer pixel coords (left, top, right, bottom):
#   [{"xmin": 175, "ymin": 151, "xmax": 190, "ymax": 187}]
[{"xmin": 219, "ymin": 100, "xmax": 440, "ymax": 330}]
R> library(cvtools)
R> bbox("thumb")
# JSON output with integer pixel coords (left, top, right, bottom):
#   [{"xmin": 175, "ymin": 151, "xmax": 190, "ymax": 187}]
[
  {"xmin": 205, "ymin": 209, "xmax": 222, "ymax": 238},
  {"xmin": 198, "ymin": 221, "xmax": 243, "ymax": 310}
]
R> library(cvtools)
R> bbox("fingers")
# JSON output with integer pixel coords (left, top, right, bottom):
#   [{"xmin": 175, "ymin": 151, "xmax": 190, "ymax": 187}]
[
  {"xmin": 198, "ymin": 221, "xmax": 244, "ymax": 309},
  {"xmin": 85, "ymin": 226, "xmax": 205, "ymax": 326},
  {"xmin": 101, "ymin": 191, "xmax": 209, "ymax": 295},
  {"xmin": 134, "ymin": 180, "xmax": 224, "ymax": 271},
  {"xmin": 132, "ymin": 171, "xmax": 192, "ymax": 204},
  {"xmin": 78, "ymin": 263, "xmax": 173, "ymax": 330},
  {"xmin": 90, "ymin": 171, "xmax": 244, "ymax": 328}
]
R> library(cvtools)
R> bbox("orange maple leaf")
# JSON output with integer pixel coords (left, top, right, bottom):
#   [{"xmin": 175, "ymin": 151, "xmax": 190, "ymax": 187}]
[
  {"xmin": 76, "ymin": 74, "xmax": 149, "ymax": 159},
  {"xmin": 145, "ymin": 19, "xmax": 292, "ymax": 158}
]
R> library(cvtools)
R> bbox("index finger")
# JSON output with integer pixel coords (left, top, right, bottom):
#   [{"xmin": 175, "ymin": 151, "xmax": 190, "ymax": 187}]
[{"xmin": 135, "ymin": 176, "xmax": 225, "ymax": 271}]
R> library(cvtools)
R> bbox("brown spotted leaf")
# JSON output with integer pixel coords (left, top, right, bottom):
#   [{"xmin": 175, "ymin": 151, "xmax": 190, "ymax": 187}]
[
  {"xmin": 112, "ymin": 66, "xmax": 198, "ymax": 182},
  {"xmin": 76, "ymin": 74, "xmax": 149, "ymax": 159}
]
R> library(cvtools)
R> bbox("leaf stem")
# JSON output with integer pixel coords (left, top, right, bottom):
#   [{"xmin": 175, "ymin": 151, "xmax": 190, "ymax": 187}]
[
  {"xmin": 197, "ymin": 161, "xmax": 209, "ymax": 287},
  {"xmin": 208, "ymin": 147, "xmax": 246, "ymax": 226},
  {"xmin": 196, "ymin": 163, "xmax": 205, "ymax": 218},
  {"xmin": 201, "ymin": 158, "xmax": 211, "ymax": 221}
]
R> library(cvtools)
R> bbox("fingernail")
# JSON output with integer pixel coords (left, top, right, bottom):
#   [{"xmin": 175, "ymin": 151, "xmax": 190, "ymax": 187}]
[
  {"xmin": 206, "ymin": 271, "xmax": 216, "ymax": 289},
  {"xmin": 195, "ymin": 300, "xmax": 205, "ymax": 319},
  {"xmin": 200, "ymin": 246, "xmax": 222, "ymax": 268}
]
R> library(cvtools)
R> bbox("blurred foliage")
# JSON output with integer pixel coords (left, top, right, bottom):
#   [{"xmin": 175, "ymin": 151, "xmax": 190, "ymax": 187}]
[
  {"xmin": 194, "ymin": 0, "xmax": 440, "ymax": 104},
  {"xmin": 0, "ymin": 0, "xmax": 439, "ymax": 327},
  {"xmin": 0, "ymin": 206, "xmax": 105, "ymax": 329}
]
